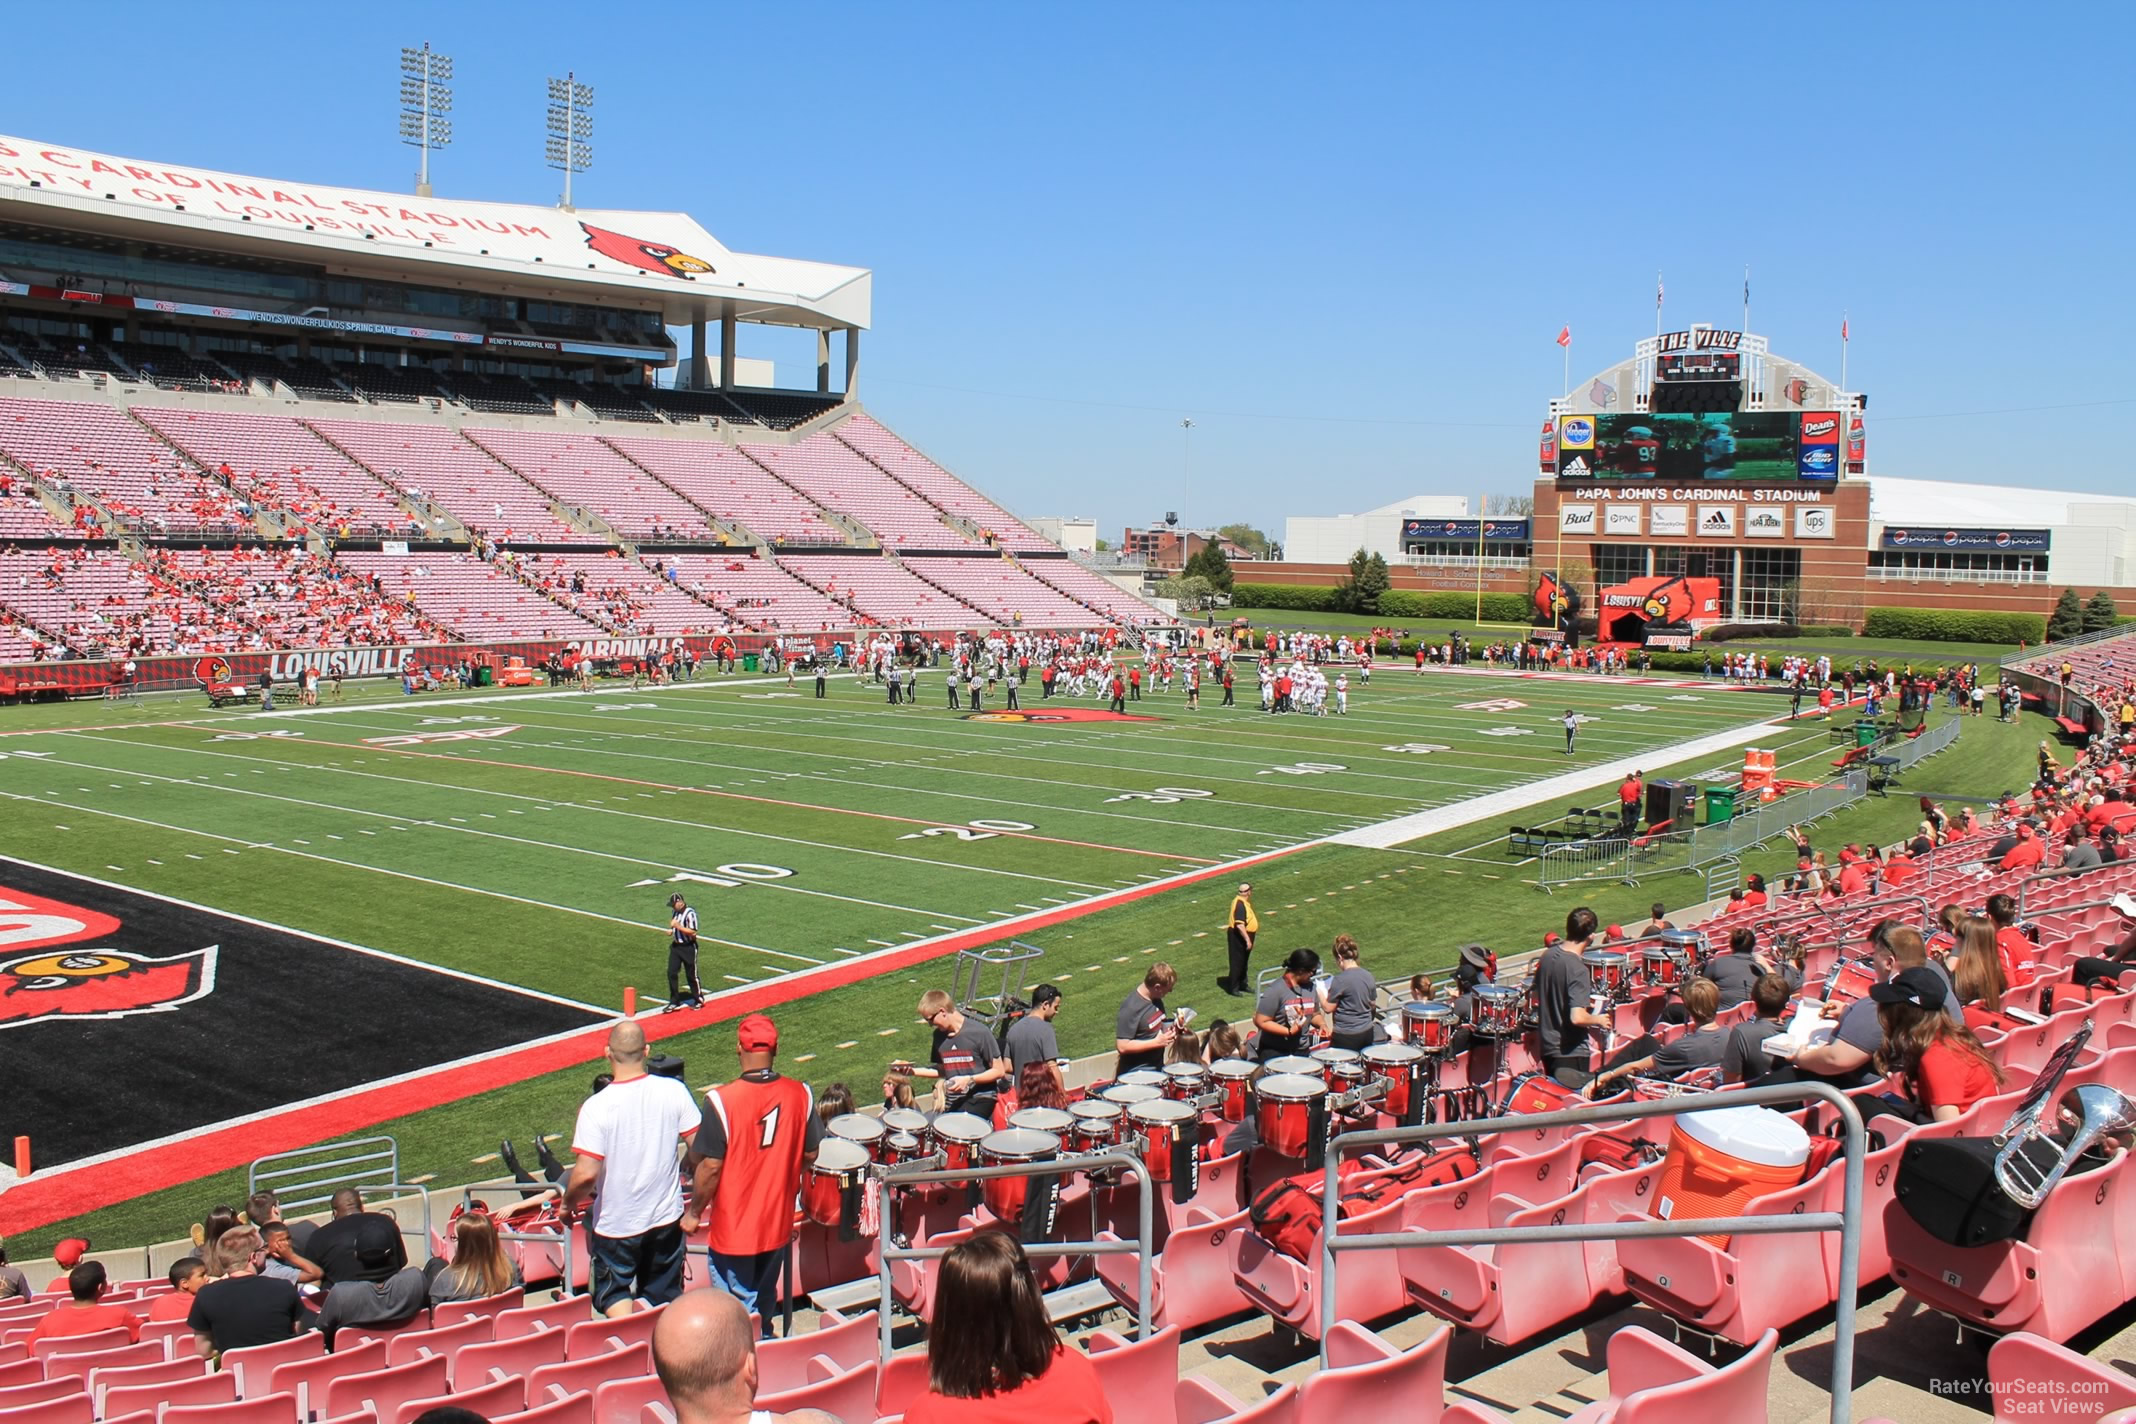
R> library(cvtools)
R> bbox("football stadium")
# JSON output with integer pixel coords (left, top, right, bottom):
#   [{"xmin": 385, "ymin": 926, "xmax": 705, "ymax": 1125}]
[{"xmin": 1, "ymin": 39, "xmax": 2135, "ymax": 1424}]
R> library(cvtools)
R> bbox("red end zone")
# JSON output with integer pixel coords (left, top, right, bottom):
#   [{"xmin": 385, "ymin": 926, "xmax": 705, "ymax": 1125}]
[{"xmin": 0, "ymin": 841, "xmax": 1308, "ymax": 1234}]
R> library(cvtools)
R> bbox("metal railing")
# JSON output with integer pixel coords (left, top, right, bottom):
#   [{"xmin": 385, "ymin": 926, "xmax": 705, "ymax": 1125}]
[
  {"xmin": 874, "ymin": 1149, "xmax": 1156, "ymax": 1365},
  {"xmin": 449, "ymin": 1178, "xmax": 580, "ymax": 1302},
  {"xmin": 249, "ymin": 1136, "xmax": 432, "ymax": 1247},
  {"xmin": 1317, "ymin": 1083, "xmax": 1868, "ymax": 1424},
  {"xmin": 2002, "ymin": 622, "xmax": 2136, "ymax": 672},
  {"xmin": 1538, "ymin": 770, "xmax": 1867, "ymax": 891}
]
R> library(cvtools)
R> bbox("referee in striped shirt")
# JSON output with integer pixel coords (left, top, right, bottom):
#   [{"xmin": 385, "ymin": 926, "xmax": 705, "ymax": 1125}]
[{"xmin": 666, "ymin": 893, "xmax": 704, "ymax": 1011}]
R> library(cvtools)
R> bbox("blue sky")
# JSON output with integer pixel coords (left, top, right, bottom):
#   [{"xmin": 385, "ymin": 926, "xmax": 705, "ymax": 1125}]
[{"xmin": 6, "ymin": 2, "xmax": 2128, "ymax": 542}]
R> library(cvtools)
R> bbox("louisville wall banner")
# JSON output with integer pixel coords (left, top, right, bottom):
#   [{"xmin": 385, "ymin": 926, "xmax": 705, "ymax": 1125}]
[{"xmin": 0, "ymin": 858, "xmax": 601, "ymax": 1169}]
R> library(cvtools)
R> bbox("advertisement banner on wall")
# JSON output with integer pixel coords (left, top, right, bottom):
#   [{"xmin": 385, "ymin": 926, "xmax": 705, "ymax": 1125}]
[
  {"xmin": 1649, "ymin": 506, "xmax": 1689, "ymax": 537},
  {"xmin": 1743, "ymin": 506, "xmax": 1787, "ymax": 538},
  {"xmin": 1399, "ymin": 519, "xmax": 1532, "ymax": 541},
  {"xmin": 1559, "ymin": 411, "xmax": 1839, "ymax": 482},
  {"xmin": 1558, "ymin": 504, "xmax": 1597, "ymax": 534},
  {"xmin": 1881, "ymin": 528, "xmax": 2051, "ymax": 551},
  {"xmin": 1603, "ymin": 505, "xmax": 1642, "ymax": 536},
  {"xmin": 1697, "ymin": 505, "xmax": 1737, "ymax": 537},
  {"xmin": 1796, "ymin": 505, "xmax": 1837, "ymax": 539}
]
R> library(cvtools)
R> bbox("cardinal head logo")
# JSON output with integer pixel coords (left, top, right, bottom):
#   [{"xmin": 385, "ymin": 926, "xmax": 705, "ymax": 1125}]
[{"xmin": 579, "ymin": 223, "xmax": 715, "ymax": 280}]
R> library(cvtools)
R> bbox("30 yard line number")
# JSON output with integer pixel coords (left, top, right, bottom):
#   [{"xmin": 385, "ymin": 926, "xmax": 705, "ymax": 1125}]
[{"xmin": 1104, "ymin": 787, "xmax": 1214, "ymax": 805}]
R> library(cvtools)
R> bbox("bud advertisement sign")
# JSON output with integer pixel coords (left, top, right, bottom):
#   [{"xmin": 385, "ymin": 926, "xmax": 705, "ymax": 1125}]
[{"xmin": 1557, "ymin": 412, "xmax": 1840, "ymax": 483}]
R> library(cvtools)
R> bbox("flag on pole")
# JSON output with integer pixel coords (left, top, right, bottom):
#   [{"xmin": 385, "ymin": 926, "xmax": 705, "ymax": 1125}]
[
  {"xmin": 1841, "ymin": 317, "xmax": 1849, "ymax": 343},
  {"xmin": 1656, "ymin": 274, "xmax": 1664, "ymax": 308},
  {"xmin": 1743, "ymin": 268, "xmax": 1750, "ymax": 306},
  {"xmin": 1556, "ymin": 325, "xmax": 1571, "ymax": 348}
]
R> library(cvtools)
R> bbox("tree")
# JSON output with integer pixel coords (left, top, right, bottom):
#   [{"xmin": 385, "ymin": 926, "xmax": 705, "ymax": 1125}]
[
  {"xmin": 1154, "ymin": 574, "xmax": 1215, "ymax": 609},
  {"xmin": 2047, "ymin": 588, "xmax": 2086, "ymax": 642},
  {"xmin": 1484, "ymin": 493, "xmax": 1535, "ymax": 517},
  {"xmin": 1332, "ymin": 549, "xmax": 1393, "ymax": 614},
  {"xmin": 1216, "ymin": 523, "xmax": 1272, "ymax": 559},
  {"xmin": 1094, "ymin": 537, "xmax": 1111, "ymax": 552},
  {"xmin": 2083, "ymin": 589, "xmax": 2120, "ymax": 633},
  {"xmin": 1184, "ymin": 541, "xmax": 1235, "ymax": 593}
]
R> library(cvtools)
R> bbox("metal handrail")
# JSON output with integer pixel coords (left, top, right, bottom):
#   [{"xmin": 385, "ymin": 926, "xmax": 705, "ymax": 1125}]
[
  {"xmin": 874, "ymin": 1149, "xmax": 1156, "ymax": 1365},
  {"xmin": 1316, "ymin": 1082, "xmax": 1867, "ymax": 1424},
  {"xmin": 450, "ymin": 1178, "xmax": 579, "ymax": 1300}
]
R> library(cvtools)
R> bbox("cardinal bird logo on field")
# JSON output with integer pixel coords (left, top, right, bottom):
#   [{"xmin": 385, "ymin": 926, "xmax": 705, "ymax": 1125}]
[
  {"xmin": 193, "ymin": 656, "xmax": 232, "ymax": 685},
  {"xmin": 579, "ymin": 223, "xmax": 715, "ymax": 280},
  {"xmin": 0, "ymin": 888, "xmax": 219, "ymax": 1029}
]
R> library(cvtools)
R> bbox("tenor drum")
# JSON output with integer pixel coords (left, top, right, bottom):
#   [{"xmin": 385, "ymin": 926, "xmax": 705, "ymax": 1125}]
[
  {"xmin": 1362, "ymin": 1042, "xmax": 1426, "ymax": 1120},
  {"xmin": 1264, "ymin": 1055, "xmax": 1320, "ymax": 1078},
  {"xmin": 1402, "ymin": 1002, "xmax": 1457, "ymax": 1055},
  {"xmin": 1098, "ymin": 1082, "xmax": 1163, "ymax": 1109},
  {"xmin": 1310, "ymin": 1046, "xmax": 1361, "ymax": 1091},
  {"xmin": 880, "ymin": 1130, "xmax": 923, "ymax": 1167},
  {"xmin": 1069, "ymin": 1099, "xmax": 1124, "ymax": 1150},
  {"xmin": 881, "ymin": 1108, "xmax": 931, "ymax": 1143},
  {"xmin": 803, "ymin": 1138, "xmax": 871, "ymax": 1228},
  {"xmin": 1009, "ymin": 1107, "xmax": 1075, "ymax": 1136},
  {"xmin": 1128, "ymin": 1099, "xmax": 1199, "ymax": 1184},
  {"xmin": 1583, "ymin": 950, "xmax": 1631, "ymax": 998},
  {"xmin": 827, "ymin": 1113, "xmax": 885, "ymax": 1151},
  {"xmin": 1119, "ymin": 1068, "xmax": 1170, "ymax": 1092},
  {"xmin": 1472, "ymin": 983, "xmax": 1530, "ymax": 1038},
  {"xmin": 978, "ymin": 1128, "xmax": 1060, "ymax": 1222},
  {"xmin": 1162, "ymin": 1062, "xmax": 1210, "ymax": 1101},
  {"xmin": 1660, "ymin": 928, "xmax": 1709, "ymax": 974},
  {"xmin": 1254, "ymin": 1072, "xmax": 1328, "ymax": 1159},
  {"xmin": 1209, "ymin": 1058, "xmax": 1257, "ymax": 1122},
  {"xmin": 1640, "ymin": 945, "xmax": 1687, "ymax": 988},
  {"xmin": 931, "ymin": 1112, "xmax": 992, "ymax": 1173}
]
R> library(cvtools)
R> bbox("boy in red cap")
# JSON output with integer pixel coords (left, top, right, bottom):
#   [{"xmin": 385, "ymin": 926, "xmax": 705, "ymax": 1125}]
[{"xmin": 682, "ymin": 1013, "xmax": 823, "ymax": 1335}]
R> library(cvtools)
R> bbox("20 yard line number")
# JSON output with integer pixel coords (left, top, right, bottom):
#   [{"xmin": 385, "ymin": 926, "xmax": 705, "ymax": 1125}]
[{"xmin": 898, "ymin": 818, "xmax": 1035, "ymax": 842}]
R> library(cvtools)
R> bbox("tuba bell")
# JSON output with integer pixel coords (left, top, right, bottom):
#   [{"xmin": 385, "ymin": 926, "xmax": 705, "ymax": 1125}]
[{"xmin": 1992, "ymin": 1018, "xmax": 2134, "ymax": 1209}]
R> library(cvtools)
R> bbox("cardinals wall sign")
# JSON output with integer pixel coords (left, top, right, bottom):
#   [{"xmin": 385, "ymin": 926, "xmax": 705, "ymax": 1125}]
[{"xmin": 579, "ymin": 222, "xmax": 714, "ymax": 280}]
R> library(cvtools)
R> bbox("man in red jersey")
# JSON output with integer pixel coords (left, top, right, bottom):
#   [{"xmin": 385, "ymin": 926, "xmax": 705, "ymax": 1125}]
[{"xmin": 682, "ymin": 1013, "xmax": 823, "ymax": 1332}]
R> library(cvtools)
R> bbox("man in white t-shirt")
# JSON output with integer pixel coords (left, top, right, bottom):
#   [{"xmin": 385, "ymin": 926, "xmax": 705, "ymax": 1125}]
[{"xmin": 563, "ymin": 1020, "xmax": 701, "ymax": 1317}]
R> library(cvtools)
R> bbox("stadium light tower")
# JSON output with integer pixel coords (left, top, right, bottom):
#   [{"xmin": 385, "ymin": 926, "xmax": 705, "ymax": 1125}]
[
  {"xmin": 399, "ymin": 43, "xmax": 453, "ymax": 198},
  {"xmin": 546, "ymin": 73, "xmax": 594, "ymax": 211}
]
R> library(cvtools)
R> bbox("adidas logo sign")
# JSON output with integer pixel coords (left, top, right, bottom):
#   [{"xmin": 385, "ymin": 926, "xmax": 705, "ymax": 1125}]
[
  {"xmin": 1562, "ymin": 455, "xmax": 1590, "ymax": 477},
  {"xmin": 1702, "ymin": 510, "xmax": 1731, "ymax": 530}
]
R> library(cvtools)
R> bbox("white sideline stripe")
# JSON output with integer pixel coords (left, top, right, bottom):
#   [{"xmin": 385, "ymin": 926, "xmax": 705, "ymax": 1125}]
[{"xmin": 1326, "ymin": 720, "xmax": 1780, "ymax": 850}]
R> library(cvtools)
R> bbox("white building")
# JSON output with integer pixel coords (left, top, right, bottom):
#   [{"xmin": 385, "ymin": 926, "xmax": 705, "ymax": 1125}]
[
  {"xmin": 1028, "ymin": 516, "xmax": 1098, "ymax": 555},
  {"xmin": 1868, "ymin": 477, "xmax": 2136, "ymax": 590},
  {"xmin": 1283, "ymin": 494, "xmax": 1470, "ymax": 564}
]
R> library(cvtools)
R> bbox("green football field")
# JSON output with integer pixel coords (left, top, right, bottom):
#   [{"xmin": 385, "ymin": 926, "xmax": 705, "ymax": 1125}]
[
  {"xmin": 0, "ymin": 661, "xmax": 2029, "ymax": 1248},
  {"xmin": 0, "ymin": 667, "xmax": 1782, "ymax": 1003}
]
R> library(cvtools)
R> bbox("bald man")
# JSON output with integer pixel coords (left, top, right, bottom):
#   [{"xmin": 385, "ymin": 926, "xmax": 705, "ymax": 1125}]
[
  {"xmin": 651, "ymin": 1288, "xmax": 842, "ymax": 1424},
  {"xmin": 562, "ymin": 1021, "xmax": 701, "ymax": 1317}
]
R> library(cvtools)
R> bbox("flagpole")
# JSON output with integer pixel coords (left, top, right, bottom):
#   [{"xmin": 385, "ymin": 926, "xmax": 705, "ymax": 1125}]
[
  {"xmin": 1656, "ymin": 271, "xmax": 1663, "ymax": 340},
  {"xmin": 1562, "ymin": 333, "xmax": 1570, "ymax": 398},
  {"xmin": 1841, "ymin": 309, "xmax": 1849, "ymax": 391},
  {"xmin": 1742, "ymin": 264, "xmax": 1750, "ymax": 334},
  {"xmin": 1475, "ymin": 487, "xmax": 1486, "ymax": 625}
]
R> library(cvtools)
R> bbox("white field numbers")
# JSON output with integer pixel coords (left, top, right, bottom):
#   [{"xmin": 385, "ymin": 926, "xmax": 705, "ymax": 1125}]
[
  {"xmin": 1104, "ymin": 787, "xmax": 1214, "ymax": 805},
  {"xmin": 1257, "ymin": 762, "xmax": 1346, "ymax": 777},
  {"xmin": 898, "ymin": 818, "xmax": 1035, "ymax": 842},
  {"xmin": 1382, "ymin": 743, "xmax": 1451, "ymax": 755},
  {"xmin": 626, "ymin": 864, "xmax": 796, "ymax": 889}
]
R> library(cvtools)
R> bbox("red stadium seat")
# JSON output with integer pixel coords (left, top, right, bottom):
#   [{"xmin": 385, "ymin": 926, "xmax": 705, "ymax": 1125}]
[
  {"xmin": 1174, "ymin": 1377, "xmax": 1300, "ymax": 1423},
  {"xmin": 0, "ymin": 1375, "xmax": 89, "ymax": 1411},
  {"xmin": 526, "ymin": 1343, "xmax": 651, "ymax": 1404},
  {"xmin": 427, "ymin": 1288, "xmax": 523, "ymax": 1329},
  {"xmin": 1447, "ymin": 1326, "xmax": 1777, "ymax": 1424},
  {"xmin": 385, "ymin": 1315, "xmax": 492, "ymax": 1368},
  {"xmin": 89, "ymin": 1353, "xmax": 211, "ymax": 1410},
  {"xmin": 1617, "ymin": 1160, "xmax": 1839, "ymax": 1346},
  {"xmin": 0, "ymin": 1389, "xmax": 94, "ymax": 1424},
  {"xmin": 450, "ymin": 1328, "xmax": 567, "ymax": 1390},
  {"xmin": 753, "ymin": 1357, "xmax": 876, "ymax": 1420},
  {"xmin": 1097, "ymin": 1207, "xmax": 1254, "ymax": 1333},
  {"xmin": 104, "ymin": 1368, "xmax": 236, "ymax": 1418},
  {"xmin": 29, "ymin": 1329, "xmax": 133, "ymax": 1365},
  {"xmin": 262, "ymin": 1337, "xmax": 388, "ymax": 1416},
  {"xmin": 755, "ymin": 1309, "xmax": 877, "ymax": 1396},
  {"xmin": 491, "ymin": 1295, "xmax": 591, "ymax": 1340},
  {"xmin": 587, "ymin": 1373, "xmax": 666, "ymax": 1424},
  {"xmin": 163, "ymin": 1392, "xmax": 303, "ymax": 1424},
  {"xmin": 1296, "ymin": 1321, "xmax": 1452, "ymax": 1424},
  {"xmin": 222, "ymin": 1333, "xmax": 325, "ymax": 1397},
  {"xmin": 562, "ymin": 1302, "xmax": 665, "ymax": 1360},
  {"xmin": 1988, "ymin": 1333, "xmax": 2136, "ymax": 1419},
  {"xmin": 492, "ymin": 1391, "xmax": 594, "ymax": 1424},
  {"xmin": 321, "ymin": 1356, "xmax": 449, "ymax": 1424},
  {"xmin": 391, "ymin": 1372, "xmax": 524, "ymax": 1424}
]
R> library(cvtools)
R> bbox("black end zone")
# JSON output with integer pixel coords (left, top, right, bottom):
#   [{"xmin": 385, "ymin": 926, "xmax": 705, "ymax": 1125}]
[{"xmin": 0, "ymin": 858, "xmax": 602, "ymax": 1167}]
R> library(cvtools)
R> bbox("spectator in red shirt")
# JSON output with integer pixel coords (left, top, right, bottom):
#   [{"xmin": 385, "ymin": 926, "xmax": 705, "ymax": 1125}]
[
  {"xmin": 30, "ymin": 1261, "xmax": 141, "ymax": 1343},
  {"xmin": 1618, "ymin": 770, "xmax": 1643, "ymax": 829},
  {"xmin": 1739, "ymin": 873, "xmax": 1769, "ymax": 910},
  {"xmin": 1999, "ymin": 823, "xmax": 2046, "ymax": 873},
  {"xmin": 1873, "ymin": 968, "xmax": 2004, "ymax": 1122},
  {"xmin": 1986, "ymin": 893, "xmax": 2039, "ymax": 987},
  {"xmin": 904, "ymin": 1232, "xmax": 1113, "ymax": 1423},
  {"xmin": 147, "ymin": 1259, "xmax": 208, "ymax": 1322}
]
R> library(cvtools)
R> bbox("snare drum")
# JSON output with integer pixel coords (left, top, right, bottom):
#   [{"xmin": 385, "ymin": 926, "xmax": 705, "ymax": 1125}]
[
  {"xmin": 1264, "ymin": 1055, "xmax": 1320, "ymax": 1078},
  {"xmin": 1209, "ymin": 1059, "xmax": 1257, "ymax": 1122},
  {"xmin": 1069, "ymin": 1099, "xmax": 1124, "ymax": 1150},
  {"xmin": 978, "ymin": 1128, "xmax": 1059, "ymax": 1222},
  {"xmin": 1583, "ymin": 950, "xmax": 1630, "ymax": 998},
  {"xmin": 804, "ymin": 1138, "xmax": 871, "ymax": 1228},
  {"xmin": 1472, "ymin": 983, "xmax": 1529, "ymax": 1038},
  {"xmin": 1098, "ymin": 1082, "xmax": 1162, "ymax": 1109},
  {"xmin": 1639, "ymin": 945, "xmax": 1687, "ymax": 988},
  {"xmin": 882, "ymin": 1108, "xmax": 930, "ymax": 1143},
  {"xmin": 1254, "ymin": 1073, "xmax": 1327, "ymax": 1159},
  {"xmin": 1009, "ymin": 1107, "xmax": 1075, "ymax": 1136},
  {"xmin": 931, "ymin": 1112, "xmax": 992, "ymax": 1173},
  {"xmin": 1128, "ymin": 1099, "xmax": 1199, "ymax": 1184},
  {"xmin": 880, "ymin": 1130, "xmax": 922, "ymax": 1167},
  {"xmin": 1362, "ymin": 1042, "xmax": 1426, "ymax": 1120},
  {"xmin": 1402, "ymin": 1001, "xmax": 1457, "ymax": 1055},
  {"xmin": 1660, "ymin": 928, "xmax": 1709, "ymax": 975},
  {"xmin": 1162, "ymin": 1062, "xmax": 1209, "ymax": 1101}
]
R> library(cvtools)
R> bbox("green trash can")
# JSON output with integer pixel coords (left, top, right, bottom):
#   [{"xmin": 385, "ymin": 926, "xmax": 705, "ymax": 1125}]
[
  {"xmin": 475, "ymin": 665, "xmax": 493, "ymax": 687},
  {"xmin": 742, "ymin": 653, "xmax": 760, "ymax": 673},
  {"xmin": 1704, "ymin": 786, "xmax": 1738, "ymax": 824},
  {"xmin": 1854, "ymin": 721, "xmax": 1881, "ymax": 748}
]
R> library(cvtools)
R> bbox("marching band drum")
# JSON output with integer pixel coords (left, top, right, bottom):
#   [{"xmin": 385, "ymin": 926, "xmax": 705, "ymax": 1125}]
[
  {"xmin": 1582, "ymin": 949, "xmax": 1631, "ymax": 1000},
  {"xmin": 804, "ymin": 1137, "xmax": 872, "ymax": 1229},
  {"xmin": 1070, "ymin": 1099, "xmax": 1125, "ymax": 1150},
  {"xmin": 931, "ymin": 1112, "xmax": 992, "ymax": 1172},
  {"xmin": 1403, "ymin": 1001, "xmax": 1458, "ymax": 1055},
  {"xmin": 1254, "ymin": 1072, "xmax": 1328, "ymax": 1159},
  {"xmin": 1127, "ymin": 1098, "xmax": 1200, "ymax": 1185},
  {"xmin": 1210, "ymin": 1058, "xmax": 1258, "ymax": 1122},
  {"xmin": 1472, "ymin": 983, "xmax": 1530, "ymax": 1038},
  {"xmin": 978, "ymin": 1127, "xmax": 1060, "ymax": 1221},
  {"xmin": 1162, "ymin": 1062, "xmax": 1210, "ymax": 1101}
]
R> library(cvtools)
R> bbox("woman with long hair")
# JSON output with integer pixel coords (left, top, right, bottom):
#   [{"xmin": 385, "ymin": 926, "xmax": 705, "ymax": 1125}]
[
  {"xmin": 1949, "ymin": 915, "xmax": 2010, "ymax": 1014},
  {"xmin": 1200, "ymin": 1018, "xmax": 1244, "ymax": 1064},
  {"xmin": 428, "ymin": 1210, "xmax": 522, "ymax": 1303},
  {"xmin": 817, "ymin": 1081, "xmax": 857, "ymax": 1124},
  {"xmin": 1873, "ymin": 968, "xmax": 2005, "ymax": 1122},
  {"xmin": 192, "ymin": 1205, "xmax": 240, "ymax": 1272},
  {"xmin": 883, "ymin": 1066, "xmax": 917, "ymax": 1112},
  {"xmin": 905, "ymin": 1232, "xmax": 1113, "ymax": 1422},
  {"xmin": 1321, "ymin": 933, "xmax": 1378, "ymax": 1052},
  {"xmin": 1016, "ymin": 1061, "xmax": 1071, "ymax": 1113}
]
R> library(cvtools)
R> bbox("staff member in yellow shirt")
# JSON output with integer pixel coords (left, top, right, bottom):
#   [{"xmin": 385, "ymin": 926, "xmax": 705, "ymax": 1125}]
[{"xmin": 1221, "ymin": 881, "xmax": 1259, "ymax": 998}]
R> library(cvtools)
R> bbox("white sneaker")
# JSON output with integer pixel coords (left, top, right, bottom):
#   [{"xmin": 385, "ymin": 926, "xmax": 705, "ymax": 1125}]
[{"xmin": 2111, "ymin": 893, "xmax": 2136, "ymax": 922}]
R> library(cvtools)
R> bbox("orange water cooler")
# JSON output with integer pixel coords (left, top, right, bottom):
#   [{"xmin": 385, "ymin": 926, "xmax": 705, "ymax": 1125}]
[{"xmin": 1650, "ymin": 1105, "xmax": 1811, "ymax": 1246}]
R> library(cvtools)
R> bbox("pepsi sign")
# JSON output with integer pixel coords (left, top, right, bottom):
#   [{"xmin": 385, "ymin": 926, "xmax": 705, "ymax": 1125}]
[{"xmin": 1881, "ymin": 528, "xmax": 2050, "ymax": 551}]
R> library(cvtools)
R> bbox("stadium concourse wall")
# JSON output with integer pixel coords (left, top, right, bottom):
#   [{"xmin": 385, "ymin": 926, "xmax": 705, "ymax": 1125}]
[{"xmin": 0, "ymin": 629, "xmax": 874, "ymax": 698}]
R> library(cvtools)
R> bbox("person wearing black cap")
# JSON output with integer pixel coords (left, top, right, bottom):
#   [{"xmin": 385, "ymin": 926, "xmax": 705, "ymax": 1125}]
[
  {"xmin": 1871, "ymin": 967, "xmax": 2004, "ymax": 1123},
  {"xmin": 666, "ymin": 893, "xmax": 702, "ymax": 1011}
]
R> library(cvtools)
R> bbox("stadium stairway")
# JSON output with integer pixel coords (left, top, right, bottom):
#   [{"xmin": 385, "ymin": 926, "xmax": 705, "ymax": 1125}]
[
  {"xmin": 590, "ymin": 437, "xmax": 755, "ymax": 548},
  {"xmin": 297, "ymin": 422, "xmax": 473, "ymax": 544}
]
